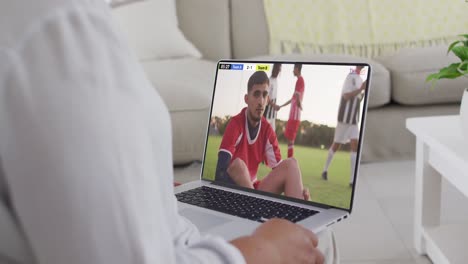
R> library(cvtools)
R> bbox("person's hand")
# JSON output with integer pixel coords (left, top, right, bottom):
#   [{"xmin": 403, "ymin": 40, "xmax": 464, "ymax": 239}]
[
  {"xmin": 303, "ymin": 187, "xmax": 310, "ymax": 201},
  {"xmin": 231, "ymin": 218, "xmax": 324, "ymax": 263},
  {"xmin": 274, "ymin": 104, "xmax": 281, "ymax": 111},
  {"xmin": 253, "ymin": 219, "xmax": 324, "ymax": 264}
]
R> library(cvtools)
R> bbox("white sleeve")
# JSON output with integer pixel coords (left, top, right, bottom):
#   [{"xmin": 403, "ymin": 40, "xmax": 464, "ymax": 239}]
[
  {"xmin": 0, "ymin": 4, "xmax": 244, "ymax": 264},
  {"xmin": 173, "ymin": 216, "xmax": 245, "ymax": 263}
]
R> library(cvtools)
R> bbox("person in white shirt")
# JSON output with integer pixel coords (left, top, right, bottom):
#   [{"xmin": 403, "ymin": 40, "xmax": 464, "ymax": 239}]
[
  {"xmin": 321, "ymin": 66, "xmax": 367, "ymax": 187},
  {"xmin": 263, "ymin": 63, "xmax": 281, "ymax": 129},
  {"xmin": 0, "ymin": 1, "xmax": 337, "ymax": 263}
]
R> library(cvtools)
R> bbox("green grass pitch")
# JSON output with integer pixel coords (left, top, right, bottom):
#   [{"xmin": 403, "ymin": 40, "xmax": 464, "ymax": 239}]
[{"xmin": 202, "ymin": 135, "xmax": 353, "ymax": 209}]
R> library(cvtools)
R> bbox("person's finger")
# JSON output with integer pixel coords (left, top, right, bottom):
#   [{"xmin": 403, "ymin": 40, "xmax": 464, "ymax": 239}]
[
  {"xmin": 312, "ymin": 247, "xmax": 325, "ymax": 264},
  {"xmin": 297, "ymin": 225, "xmax": 319, "ymax": 247},
  {"xmin": 303, "ymin": 188, "xmax": 310, "ymax": 200},
  {"xmin": 301, "ymin": 246, "xmax": 323, "ymax": 264},
  {"xmin": 310, "ymin": 232, "xmax": 319, "ymax": 248}
]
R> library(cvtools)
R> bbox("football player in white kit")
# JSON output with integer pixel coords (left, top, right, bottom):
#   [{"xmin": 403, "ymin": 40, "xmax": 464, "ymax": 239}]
[
  {"xmin": 322, "ymin": 66, "xmax": 367, "ymax": 187},
  {"xmin": 263, "ymin": 63, "xmax": 281, "ymax": 129}
]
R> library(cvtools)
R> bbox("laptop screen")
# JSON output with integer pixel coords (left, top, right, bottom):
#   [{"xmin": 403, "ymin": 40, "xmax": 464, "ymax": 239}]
[{"xmin": 202, "ymin": 61, "xmax": 370, "ymax": 211}]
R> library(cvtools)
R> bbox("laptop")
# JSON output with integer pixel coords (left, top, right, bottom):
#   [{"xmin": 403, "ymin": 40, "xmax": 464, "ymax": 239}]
[{"xmin": 175, "ymin": 60, "xmax": 371, "ymax": 240}]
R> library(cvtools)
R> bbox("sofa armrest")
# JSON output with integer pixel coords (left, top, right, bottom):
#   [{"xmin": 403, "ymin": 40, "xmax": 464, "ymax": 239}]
[{"xmin": 176, "ymin": 0, "xmax": 231, "ymax": 61}]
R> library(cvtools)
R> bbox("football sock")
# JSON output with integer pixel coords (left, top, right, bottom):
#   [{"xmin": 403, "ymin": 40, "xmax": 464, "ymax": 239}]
[
  {"xmin": 288, "ymin": 144, "xmax": 294, "ymax": 157},
  {"xmin": 323, "ymin": 148, "xmax": 335, "ymax": 172}
]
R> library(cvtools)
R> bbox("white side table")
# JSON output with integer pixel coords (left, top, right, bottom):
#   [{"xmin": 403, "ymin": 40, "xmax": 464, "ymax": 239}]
[{"xmin": 406, "ymin": 115, "xmax": 468, "ymax": 264}]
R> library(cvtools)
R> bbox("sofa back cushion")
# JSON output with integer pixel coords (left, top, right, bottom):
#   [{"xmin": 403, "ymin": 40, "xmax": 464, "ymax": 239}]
[
  {"xmin": 376, "ymin": 45, "xmax": 467, "ymax": 105},
  {"xmin": 111, "ymin": 0, "xmax": 201, "ymax": 61},
  {"xmin": 176, "ymin": 0, "xmax": 232, "ymax": 61},
  {"xmin": 231, "ymin": 0, "xmax": 270, "ymax": 59}
]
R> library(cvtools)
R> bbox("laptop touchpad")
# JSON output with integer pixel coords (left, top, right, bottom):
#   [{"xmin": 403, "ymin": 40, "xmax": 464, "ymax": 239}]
[{"xmin": 180, "ymin": 208, "xmax": 233, "ymax": 232}]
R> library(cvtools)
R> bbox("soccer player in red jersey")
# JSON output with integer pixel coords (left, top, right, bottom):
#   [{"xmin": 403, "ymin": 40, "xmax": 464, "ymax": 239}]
[
  {"xmin": 215, "ymin": 70, "xmax": 309, "ymax": 201},
  {"xmin": 277, "ymin": 63, "xmax": 304, "ymax": 158}
]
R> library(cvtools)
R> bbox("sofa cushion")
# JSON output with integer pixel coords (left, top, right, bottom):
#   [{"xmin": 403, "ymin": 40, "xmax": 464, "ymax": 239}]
[
  {"xmin": 250, "ymin": 54, "xmax": 391, "ymax": 109},
  {"xmin": 176, "ymin": 0, "xmax": 231, "ymax": 61},
  {"xmin": 141, "ymin": 59, "xmax": 216, "ymax": 164},
  {"xmin": 231, "ymin": 0, "xmax": 270, "ymax": 59},
  {"xmin": 376, "ymin": 45, "xmax": 467, "ymax": 105},
  {"xmin": 111, "ymin": 0, "xmax": 201, "ymax": 61}
]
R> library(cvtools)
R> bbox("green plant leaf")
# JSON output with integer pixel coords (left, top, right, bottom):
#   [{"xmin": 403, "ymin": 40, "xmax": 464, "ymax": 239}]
[
  {"xmin": 426, "ymin": 72, "xmax": 439, "ymax": 82},
  {"xmin": 426, "ymin": 63, "xmax": 463, "ymax": 82},
  {"xmin": 457, "ymin": 34, "xmax": 468, "ymax": 49},
  {"xmin": 437, "ymin": 64, "xmax": 463, "ymax": 79},
  {"xmin": 451, "ymin": 46, "xmax": 468, "ymax": 61},
  {"xmin": 447, "ymin": 40, "xmax": 462, "ymax": 54},
  {"xmin": 457, "ymin": 61, "xmax": 468, "ymax": 76},
  {"xmin": 426, "ymin": 34, "xmax": 468, "ymax": 88},
  {"xmin": 447, "ymin": 40, "xmax": 464, "ymax": 54}
]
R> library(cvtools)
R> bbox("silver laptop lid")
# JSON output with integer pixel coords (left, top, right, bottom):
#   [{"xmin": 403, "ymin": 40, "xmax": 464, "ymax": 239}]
[{"xmin": 201, "ymin": 61, "xmax": 371, "ymax": 213}]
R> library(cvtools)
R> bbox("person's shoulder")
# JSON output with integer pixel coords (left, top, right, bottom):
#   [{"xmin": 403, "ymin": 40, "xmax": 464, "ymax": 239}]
[
  {"xmin": 344, "ymin": 74, "xmax": 356, "ymax": 83},
  {"xmin": 0, "ymin": 1, "xmax": 108, "ymax": 49},
  {"xmin": 297, "ymin": 76, "xmax": 305, "ymax": 85},
  {"xmin": 0, "ymin": 1, "xmax": 112, "ymax": 85},
  {"xmin": 352, "ymin": 73, "xmax": 363, "ymax": 82},
  {"xmin": 229, "ymin": 108, "xmax": 246, "ymax": 126},
  {"xmin": 296, "ymin": 76, "xmax": 305, "ymax": 91},
  {"xmin": 347, "ymin": 71, "xmax": 359, "ymax": 79},
  {"xmin": 233, "ymin": 108, "xmax": 245, "ymax": 119}
]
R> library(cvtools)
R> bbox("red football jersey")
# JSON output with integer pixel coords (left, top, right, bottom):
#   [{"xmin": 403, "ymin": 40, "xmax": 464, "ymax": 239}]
[
  {"xmin": 219, "ymin": 108, "xmax": 282, "ymax": 182},
  {"xmin": 289, "ymin": 76, "xmax": 305, "ymax": 121}
]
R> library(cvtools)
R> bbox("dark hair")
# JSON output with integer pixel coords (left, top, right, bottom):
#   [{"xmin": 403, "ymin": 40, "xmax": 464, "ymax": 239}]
[
  {"xmin": 271, "ymin": 63, "xmax": 281, "ymax": 78},
  {"xmin": 294, "ymin": 63, "xmax": 302, "ymax": 73},
  {"xmin": 247, "ymin": 71, "xmax": 270, "ymax": 92}
]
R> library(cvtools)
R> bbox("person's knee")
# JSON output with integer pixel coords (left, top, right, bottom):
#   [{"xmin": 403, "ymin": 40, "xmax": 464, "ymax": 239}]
[
  {"xmin": 227, "ymin": 158, "xmax": 246, "ymax": 177},
  {"xmin": 228, "ymin": 158, "xmax": 245, "ymax": 170},
  {"xmin": 280, "ymin": 158, "xmax": 303, "ymax": 184},
  {"xmin": 280, "ymin": 157, "xmax": 299, "ymax": 170}
]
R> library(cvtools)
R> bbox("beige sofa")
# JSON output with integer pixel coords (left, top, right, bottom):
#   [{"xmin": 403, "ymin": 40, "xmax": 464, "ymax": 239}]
[{"xmin": 174, "ymin": 0, "xmax": 466, "ymax": 163}]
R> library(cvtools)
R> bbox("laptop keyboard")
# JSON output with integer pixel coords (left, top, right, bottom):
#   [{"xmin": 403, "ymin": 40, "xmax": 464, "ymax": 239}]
[{"xmin": 176, "ymin": 186, "xmax": 318, "ymax": 223}]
